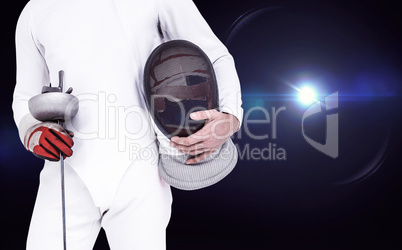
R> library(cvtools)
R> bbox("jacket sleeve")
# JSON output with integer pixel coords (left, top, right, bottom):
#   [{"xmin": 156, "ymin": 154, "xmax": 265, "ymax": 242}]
[
  {"xmin": 157, "ymin": 0, "xmax": 243, "ymax": 128},
  {"xmin": 13, "ymin": 2, "xmax": 49, "ymax": 143}
]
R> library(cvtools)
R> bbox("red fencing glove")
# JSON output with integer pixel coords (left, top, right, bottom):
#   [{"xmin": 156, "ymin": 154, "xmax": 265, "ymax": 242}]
[{"xmin": 24, "ymin": 122, "xmax": 74, "ymax": 161}]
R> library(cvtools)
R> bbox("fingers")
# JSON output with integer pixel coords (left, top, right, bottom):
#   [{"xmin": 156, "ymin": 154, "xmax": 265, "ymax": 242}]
[
  {"xmin": 25, "ymin": 122, "xmax": 75, "ymax": 161},
  {"xmin": 170, "ymin": 120, "xmax": 216, "ymax": 154},
  {"xmin": 40, "ymin": 137, "xmax": 61, "ymax": 158},
  {"xmin": 42, "ymin": 129, "xmax": 73, "ymax": 157},
  {"xmin": 186, "ymin": 151, "xmax": 214, "ymax": 164},
  {"xmin": 171, "ymin": 134, "xmax": 204, "ymax": 147},
  {"xmin": 190, "ymin": 109, "xmax": 218, "ymax": 121},
  {"xmin": 171, "ymin": 121, "xmax": 213, "ymax": 146},
  {"xmin": 33, "ymin": 145, "xmax": 60, "ymax": 161},
  {"xmin": 170, "ymin": 141, "xmax": 207, "ymax": 155},
  {"xmin": 65, "ymin": 129, "xmax": 75, "ymax": 138},
  {"xmin": 49, "ymin": 129, "xmax": 74, "ymax": 148},
  {"xmin": 169, "ymin": 110, "xmax": 236, "ymax": 160}
]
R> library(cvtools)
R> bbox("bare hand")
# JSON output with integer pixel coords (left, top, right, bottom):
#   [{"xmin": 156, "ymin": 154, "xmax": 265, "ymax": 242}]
[{"xmin": 170, "ymin": 109, "xmax": 239, "ymax": 164}]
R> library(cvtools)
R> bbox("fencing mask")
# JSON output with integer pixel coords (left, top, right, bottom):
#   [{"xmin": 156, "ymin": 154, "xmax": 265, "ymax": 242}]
[
  {"xmin": 144, "ymin": 40, "xmax": 238, "ymax": 190},
  {"xmin": 144, "ymin": 39, "xmax": 218, "ymax": 138}
]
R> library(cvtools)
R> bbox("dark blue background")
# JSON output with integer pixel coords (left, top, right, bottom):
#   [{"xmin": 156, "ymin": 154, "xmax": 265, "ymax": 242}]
[{"xmin": 1, "ymin": 0, "xmax": 401, "ymax": 249}]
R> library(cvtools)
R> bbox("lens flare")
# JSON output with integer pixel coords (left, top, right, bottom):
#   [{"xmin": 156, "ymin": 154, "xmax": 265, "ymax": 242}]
[{"xmin": 298, "ymin": 86, "xmax": 318, "ymax": 105}]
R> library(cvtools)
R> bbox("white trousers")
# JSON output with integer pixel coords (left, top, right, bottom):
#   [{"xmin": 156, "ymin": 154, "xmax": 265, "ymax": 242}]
[{"xmin": 26, "ymin": 154, "xmax": 172, "ymax": 249}]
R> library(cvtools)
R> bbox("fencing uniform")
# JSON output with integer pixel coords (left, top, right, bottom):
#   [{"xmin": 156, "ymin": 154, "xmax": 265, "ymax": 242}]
[{"xmin": 13, "ymin": 0, "xmax": 243, "ymax": 249}]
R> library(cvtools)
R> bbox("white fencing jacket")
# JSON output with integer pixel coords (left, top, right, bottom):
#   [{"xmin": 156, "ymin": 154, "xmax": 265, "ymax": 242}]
[{"xmin": 13, "ymin": 0, "xmax": 243, "ymax": 206}]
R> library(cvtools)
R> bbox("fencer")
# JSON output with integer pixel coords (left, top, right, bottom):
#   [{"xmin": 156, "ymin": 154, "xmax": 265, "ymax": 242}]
[{"xmin": 13, "ymin": 0, "xmax": 243, "ymax": 249}]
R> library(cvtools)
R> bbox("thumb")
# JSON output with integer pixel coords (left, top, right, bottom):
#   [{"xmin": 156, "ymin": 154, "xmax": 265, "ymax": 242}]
[
  {"xmin": 190, "ymin": 110, "xmax": 215, "ymax": 121},
  {"xmin": 66, "ymin": 129, "xmax": 75, "ymax": 138}
]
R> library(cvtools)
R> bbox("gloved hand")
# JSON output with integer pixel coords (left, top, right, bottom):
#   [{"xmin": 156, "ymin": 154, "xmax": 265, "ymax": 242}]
[{"xmin": 24, "ymin": 122, "xmax": 74, "ymax": 161}]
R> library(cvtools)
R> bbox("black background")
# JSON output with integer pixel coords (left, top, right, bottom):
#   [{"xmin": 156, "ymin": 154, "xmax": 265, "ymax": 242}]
[{"xmin": 1, "ymin": 0, "xmax": 401, "ymax": 249}]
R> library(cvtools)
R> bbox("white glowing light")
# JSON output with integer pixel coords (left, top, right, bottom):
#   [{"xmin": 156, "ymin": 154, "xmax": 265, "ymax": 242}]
[{"xmin": 298, "ymin": 86, "xmax": 318, "ymax": 105}]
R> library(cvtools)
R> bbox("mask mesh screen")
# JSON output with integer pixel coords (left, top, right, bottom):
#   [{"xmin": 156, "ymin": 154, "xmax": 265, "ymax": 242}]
[{"xmin": 144, "ymin": 40, "xmax": 218, "ymax": 138}]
